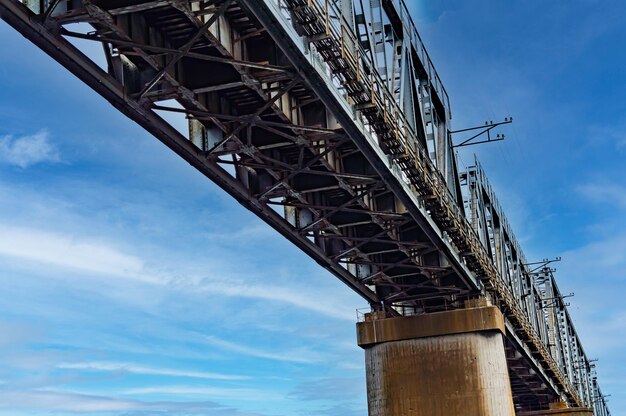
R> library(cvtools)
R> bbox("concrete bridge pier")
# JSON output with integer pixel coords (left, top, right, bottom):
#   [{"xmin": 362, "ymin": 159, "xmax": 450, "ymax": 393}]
[
  {"xmin": 356, "ymin": 300, "xmax": 516, "ymax": 416},
  {"xmin": 517, "ymin": 402, "xmax": 593, "ymax": 416}
]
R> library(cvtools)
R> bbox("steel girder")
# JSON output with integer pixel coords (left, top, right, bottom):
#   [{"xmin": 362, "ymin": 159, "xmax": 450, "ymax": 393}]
[{"xmin": 0, "ymin": 0, "xmax": 611, "ymax": 414}]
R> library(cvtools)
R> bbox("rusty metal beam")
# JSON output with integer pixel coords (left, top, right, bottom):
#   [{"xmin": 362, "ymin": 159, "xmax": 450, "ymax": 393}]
[{"xmin": 0, "ymin": 0, "xmax": 380, "ymax": 305}]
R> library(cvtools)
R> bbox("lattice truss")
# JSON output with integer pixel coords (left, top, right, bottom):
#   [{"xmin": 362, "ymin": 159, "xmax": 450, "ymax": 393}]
[
  {"xmin": 0, "ymin": 0, "xmax": 611, "ymax": 414},
  {"xmin": 461, "ymin": 160, "xmax": 610, "ymax": 414}
]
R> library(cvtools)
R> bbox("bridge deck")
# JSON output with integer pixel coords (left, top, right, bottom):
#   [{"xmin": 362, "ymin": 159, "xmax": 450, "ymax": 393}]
[{"xmin": 0, "ymin": 0, "xmax": 610, "ymax": 414}]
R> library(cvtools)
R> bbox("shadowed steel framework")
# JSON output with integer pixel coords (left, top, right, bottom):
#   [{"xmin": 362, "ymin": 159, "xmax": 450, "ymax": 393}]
[{"xmin": 0, "ymin": 0, "xmax": 611, "ymax": 413}]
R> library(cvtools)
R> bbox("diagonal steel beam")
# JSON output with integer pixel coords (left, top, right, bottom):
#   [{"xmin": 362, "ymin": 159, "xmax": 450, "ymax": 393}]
[
  {"xmin": 136, "ymin": 0, "xmax": 235, "ymax": 99},
  {"xmin": 0, "ymin": 0, "xmax": 380, "ymax": 305},
  {"xmin": 256, "ymin": 136, "xmax": 350, "ymax": 200},
  {"xmin": 297, "ymin": 186, "xmax": 380, "ymax": 234},
  {"xmin": 205, "ymin": 79, "xmax": 300, "ymax": 155},
  {"xmin": 61, "ymin": 29, "xmax": 293, "ymax": 73},
  {"xmin": 41, "ymin": 0, "xmax": 61, "ymax": 22}
]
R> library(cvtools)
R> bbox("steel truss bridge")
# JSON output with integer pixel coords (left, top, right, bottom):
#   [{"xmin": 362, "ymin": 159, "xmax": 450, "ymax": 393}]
[{"xmin": 0, "ymin": 0, "xmax": 611, "ymax": 413}]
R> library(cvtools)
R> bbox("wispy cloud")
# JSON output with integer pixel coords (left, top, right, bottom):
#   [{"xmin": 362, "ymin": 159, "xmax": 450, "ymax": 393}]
[
  {"xmin": 57, "ymin": 362, "xmax": 250, "ymax": 381},
  {"xmin": 577, "ymin": 182, "xmax": 626, "ymax": 210},
  {"xmin": 0, "ymin": 389, "xmax": 260, "ymax": 414},
  {"xmin": 560, "ymin": 234, "xmax": 626, "ymax": 283},
  {"xmin": 553, "ymin": 234, "xmax": 626, "ymax": 373},
  {"xmin": 587, "ymin": 123, "xmax": 626, "ymax": 152},
  {"xmin": 289, "ymin": 377, "xmax": 364, "ymax": 401},
  {"xmin": 122, "ymin": 385, "xmax": 283, "ymax": 401},
  {"xmin": 0, "ymin": 224, "xmax": 154, "ymax": 282},
  {"xmin": 0, "ymin": 130, "xmax": 59, "ymax": 168},
  {"xmin": 187, "ymin": 279, "xmax": 354, "ymax": 321},
  {"xmin": 0, "ymin": 390, "xmax": 144, "ymax": 412},
  {"xmin": 411, "ymin": 1, "xmax": 462, "ymax": 24},
  {"xmin": 0, "ymin": 222, "xmax": 356, "ymax": 321},
  {"xmin": 0, "ymin": 321, "xmax": 39, "ymax": 347},
  {"xmin": 564, "ymin": 307, "xmax": 626, "ymax": 364},
  {"xmin": 204, "ymin": 335, "xmax": 321, "ymax": 364},
  {"xmin": 299, "ymin": 403, "xmax": 365, "ymax": 416}
]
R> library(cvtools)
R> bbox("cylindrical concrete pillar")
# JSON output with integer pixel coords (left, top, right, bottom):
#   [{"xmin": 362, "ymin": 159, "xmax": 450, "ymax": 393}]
[{"xmin": 357, "ymin": 305, "xmax": 516, "ymax": 416}]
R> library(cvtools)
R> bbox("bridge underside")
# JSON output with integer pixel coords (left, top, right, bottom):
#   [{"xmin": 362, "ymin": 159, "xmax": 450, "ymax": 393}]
[{"xmin": 0, "ymin": 0, "xmax": 603, "ymax": 413}]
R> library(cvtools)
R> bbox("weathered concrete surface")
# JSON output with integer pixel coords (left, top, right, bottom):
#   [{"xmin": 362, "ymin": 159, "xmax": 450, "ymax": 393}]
[
  {"xmin": 357, "ymin": 304, "xmax": 505, "ymax": 347},
  {"xmin": 358, "ymin": 306, "xmax": 515, "ymax": 416}
]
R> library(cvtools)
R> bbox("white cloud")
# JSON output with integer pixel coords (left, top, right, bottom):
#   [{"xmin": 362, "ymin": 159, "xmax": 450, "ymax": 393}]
[
  {"xmin": 0, "ymin": 224, "xmax": 159, "ymax": 284},
  {"xmin": 0, "ymin": 321, "xmax": 39, "ymax": 347},
  {"xmin": 188, "ymin": 279, "xmax": 355, "ymax": 322},
  {"xmin": 577, "ymin": 182, "xmax": 626, "ymax": 209},
  {"xmin": 0, "ymin": 389, "xmax": 254, "ymax": 414},
  {"xmin": 551, "ymin": 234, "xmax": 626, "ymax": 370},
  {"xmin": 0, "ymin": 130, "xmax": 59, "ymax": 168},
  {"xmin": 558, "ymin": 234, "xmax": 626, "ymax": 289},
  {"xmin": 587, "ymin": 123, "xmax": 626, "ymax": 152},
  {"xmin": 57, "ymin": 361, "xmax": 250, "ymax": 381},
  {"xmin": 122, "ymin": 385, "xmax": 283, "ymax": 401},
  {"xmin": 289, "ymin": 377, "xmax": 364, "ymax": 401},
  {"xmin": 204, "ymin": 335, "xmax": 322, "ymax": 364},
  {"xmin": 0, "ymin": 223, "xmax": 357, "ymax": 321},
  {"xmin": 0, "ymin": 390, "xmax": 144, "ymax": 412}
]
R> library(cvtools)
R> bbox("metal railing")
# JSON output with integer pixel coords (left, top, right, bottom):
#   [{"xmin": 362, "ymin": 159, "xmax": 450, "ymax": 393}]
[{"xmin": 273, "ymin": 0, "xmax": 585, "ymax": 406}]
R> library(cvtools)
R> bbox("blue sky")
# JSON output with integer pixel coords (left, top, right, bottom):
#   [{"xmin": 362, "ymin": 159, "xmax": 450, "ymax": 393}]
[{"xmin": 0, "ymin": 0, "xmax": 624, "ymax": 415}]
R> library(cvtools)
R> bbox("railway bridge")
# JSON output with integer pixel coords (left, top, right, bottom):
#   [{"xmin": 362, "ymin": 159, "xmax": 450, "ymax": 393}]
[{"xmin": 0, "ymin": 0, "xmax": 612, "ymax": 414}]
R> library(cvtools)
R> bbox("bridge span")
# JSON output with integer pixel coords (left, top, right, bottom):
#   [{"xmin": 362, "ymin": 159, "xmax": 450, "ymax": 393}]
[{"xmin": 0, "ymin": 0, "xmax": 612, "ymax": 414}]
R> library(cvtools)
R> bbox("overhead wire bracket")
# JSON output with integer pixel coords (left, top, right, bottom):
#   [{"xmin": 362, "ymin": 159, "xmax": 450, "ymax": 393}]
[{"xmin": 450, "ymin": 117, "xmax": 513, "ymax": 148}]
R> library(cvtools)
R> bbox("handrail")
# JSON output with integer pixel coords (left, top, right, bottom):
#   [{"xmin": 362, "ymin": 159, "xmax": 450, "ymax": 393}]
[
  {"xmin": 282, "ymin": 0, "xmax": 582, "ymax": 405},
  {"xmin": 386, "ymin": 0, "xmax": 451, "ymax": 116}
]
